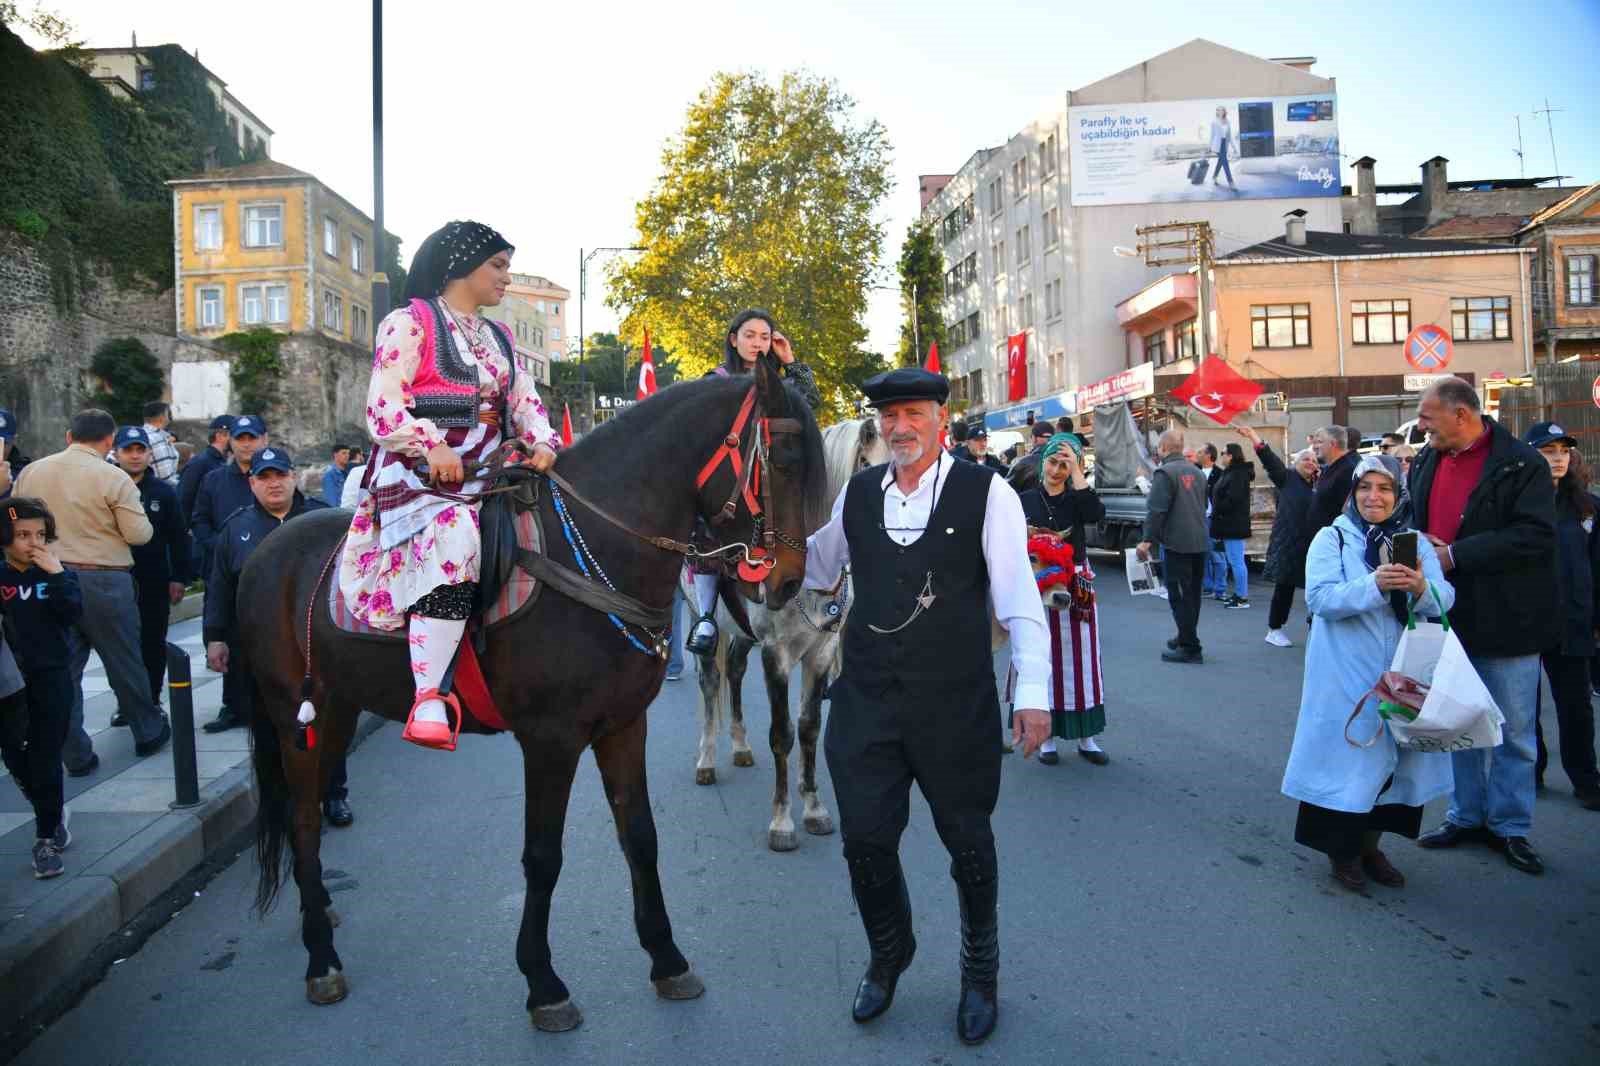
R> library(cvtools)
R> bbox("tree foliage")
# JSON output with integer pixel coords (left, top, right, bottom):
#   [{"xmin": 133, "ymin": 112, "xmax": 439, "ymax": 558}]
[
  {"xmin": 608, "ymin": 70, "xmax": 893, "ymax": 421},
  {"xmin": 217, "ymin": 329, "xmax": 285, "ymax": 418},
  {"xmin": 551, "ymin": 332, "xmax": 680, "ymax": 396},
  {"xmin": 88, "ymin": 337, "xmax": 164, "ymax": 424},
  {"xmin": 896, "ymin": 220, "xmax": 946, "ymax": 368}
]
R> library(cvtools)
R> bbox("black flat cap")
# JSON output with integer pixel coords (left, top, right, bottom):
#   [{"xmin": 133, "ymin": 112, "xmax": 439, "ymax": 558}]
[{"xmin": 862, "ymin": 367, "xmax": 950, "ymax": 408}]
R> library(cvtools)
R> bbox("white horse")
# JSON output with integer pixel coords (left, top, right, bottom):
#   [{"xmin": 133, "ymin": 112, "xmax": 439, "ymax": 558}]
[{"xmin": 692, "ymin": 417, "xmax": 891, "ymax": 851}]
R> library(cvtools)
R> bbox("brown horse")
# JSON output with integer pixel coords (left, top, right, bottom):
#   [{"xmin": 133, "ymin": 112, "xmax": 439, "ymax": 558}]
[{"xmin": 238, "ymin": 357, "xmax": 827, "ymax": 1031}]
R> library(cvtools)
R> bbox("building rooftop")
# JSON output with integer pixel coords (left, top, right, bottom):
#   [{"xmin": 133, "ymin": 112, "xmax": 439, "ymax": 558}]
[
  {"xmin": 1222, "ymin": 230, "xmax": 1518, "ymax": 261},
  {"xmin": 1521, "ymin": 181, "xmax": 1600, "ymax": 230},
  {"xmin": 1412, "ymin": 214, "xmax": 1531, "ymax": 240}
]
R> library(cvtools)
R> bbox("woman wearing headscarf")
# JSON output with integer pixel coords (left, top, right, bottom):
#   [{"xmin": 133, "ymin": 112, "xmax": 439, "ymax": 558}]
[
  {"xmin": 684, "ymin": 308, "xmax": 822, "ymax": 655},
  {"xmin": 338, "ymin": 221, "xmax": 560, "ymax": 750},
  {"xmin": 1011, "ymin": 433, "xmax": 1110, "ymax": 766},
  {"xmin": 1281, "ymin": 457, "xmax": 1454, "ymax": 890}
]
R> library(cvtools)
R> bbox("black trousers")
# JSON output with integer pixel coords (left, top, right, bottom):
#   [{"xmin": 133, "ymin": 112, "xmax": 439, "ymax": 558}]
[
  {"xmin": 824, "ymin": 675, "xmax": 1001, "ymax": 868},
  {"xmin": 136, "ymin": 577, "xmax": 172, "ymax": 703},
  {"xmin": 0, "ymin": 668, "xmax": 73, "ymax": 839},
  {"xmin": 1268, "ymin": 580, "xmax": 1298, "ymax": 631},
  {"xmin": 1537, "ymin": 652, "xmax": 1600, "ymax": 793},
  {"xmin": 1163, "ymin": 550, "xmax": 1205, "ymax": 652}
]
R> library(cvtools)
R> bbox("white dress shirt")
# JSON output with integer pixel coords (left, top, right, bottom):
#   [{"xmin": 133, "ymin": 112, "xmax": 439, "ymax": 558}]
[{"xmin": 805, "ymin": 455, "xmax": 1050, "ymax": 710}]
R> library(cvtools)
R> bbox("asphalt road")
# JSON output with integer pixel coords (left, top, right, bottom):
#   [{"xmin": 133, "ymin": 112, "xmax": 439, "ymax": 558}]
[{"xmin": 14, "ymin": 560, "xmax": 1599, "ymax": 1065}]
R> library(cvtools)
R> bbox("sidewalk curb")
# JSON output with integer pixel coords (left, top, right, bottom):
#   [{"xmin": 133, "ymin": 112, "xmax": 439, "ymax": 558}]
[{"xmin": 0, "ymin": 711, "xmax": 386, "ymax": 1041}]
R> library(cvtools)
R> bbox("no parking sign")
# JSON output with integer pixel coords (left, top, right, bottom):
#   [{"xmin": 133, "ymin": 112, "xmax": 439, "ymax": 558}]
[{"xmin": 1404, "ymin": 324, "xmax": 1453, "ymax": 372}]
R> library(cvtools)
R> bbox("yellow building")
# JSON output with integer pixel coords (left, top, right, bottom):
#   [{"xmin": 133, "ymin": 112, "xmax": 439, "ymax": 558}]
[{"xmin": 167, "ymin": 160, "xmax": 387, "ymax": 348}]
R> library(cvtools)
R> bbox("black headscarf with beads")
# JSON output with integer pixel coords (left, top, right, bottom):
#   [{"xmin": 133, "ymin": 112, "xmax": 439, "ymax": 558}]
[{"xmin": 402, "ymin": 220, "xmax": 513, "ymax": 301}]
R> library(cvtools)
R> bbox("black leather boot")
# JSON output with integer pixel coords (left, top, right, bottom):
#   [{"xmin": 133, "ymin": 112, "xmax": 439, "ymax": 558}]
[
  {"xmin": 952, "ymin": 847, "xmax": 999, "ymax": 1045},
  {"xmin": 848, "ymin": 852, "xmax": 916, "ymax": 1024}
]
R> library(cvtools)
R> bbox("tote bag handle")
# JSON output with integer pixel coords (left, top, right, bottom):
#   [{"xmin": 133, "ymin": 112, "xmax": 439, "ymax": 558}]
[{"xmin": 1404, "ymin": 581, "xmax": 1450, "ymax": 633}]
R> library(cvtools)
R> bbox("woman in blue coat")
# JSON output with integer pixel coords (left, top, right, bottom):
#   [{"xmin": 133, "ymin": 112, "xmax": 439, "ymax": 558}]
[{"xmin": 1281, "ymin": 457, "xmax": 1454, "ymax": 892}]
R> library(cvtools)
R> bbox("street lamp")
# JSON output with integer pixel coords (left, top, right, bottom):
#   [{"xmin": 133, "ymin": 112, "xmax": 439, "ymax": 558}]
[{"xmin": 577, "ymin": 245, "xmax": 645, "ymax": 388}]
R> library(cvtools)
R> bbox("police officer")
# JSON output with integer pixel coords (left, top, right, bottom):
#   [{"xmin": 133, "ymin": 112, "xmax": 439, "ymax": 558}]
[
  {"xmin": 109, "ymin": 426, "xmax": 194, "ymax": 726},
  {"xmin": 804, "ymin": 367, "xmax": 1050, "ymax": 1045},
  {"xmin": 202, "ymin": 448, "xmax": 353, "ymax": 826},
  {"xmin": 192, "ymin": 415, "xmax": 267, "ymax": 733},
  {"xmin": 178, "ymin": 414, "xmax": 234, "ymax": 525}
]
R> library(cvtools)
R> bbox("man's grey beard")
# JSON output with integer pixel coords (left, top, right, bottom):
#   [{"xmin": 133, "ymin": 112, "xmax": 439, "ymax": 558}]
[{"xmin": 890, "ymin": 438, "xmax": 925, "ymax": 466}]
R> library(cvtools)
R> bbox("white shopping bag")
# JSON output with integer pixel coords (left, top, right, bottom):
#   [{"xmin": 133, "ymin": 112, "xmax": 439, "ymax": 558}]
[
  {"xmin": 1389, "ymin": 586, "xmax": 1450, "ymax": 687},
  {"xmin": 1124, "ymin": 548, "xmax": 1159, "ymax": 596},
  {"xmin": 1387, "ymin": 626, "xmax": 1505, "ymax": 752}
]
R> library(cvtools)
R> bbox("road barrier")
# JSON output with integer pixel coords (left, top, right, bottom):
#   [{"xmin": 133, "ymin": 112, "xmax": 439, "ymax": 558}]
[{"xmin": 165, "ymin": 643, "xmax": 200, "ymax": 809}]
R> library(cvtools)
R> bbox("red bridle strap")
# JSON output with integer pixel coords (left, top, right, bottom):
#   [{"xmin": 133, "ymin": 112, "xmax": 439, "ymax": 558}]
[{"xmin": 694, "ymin": 387, "xmax": 765, "ymax": 524}]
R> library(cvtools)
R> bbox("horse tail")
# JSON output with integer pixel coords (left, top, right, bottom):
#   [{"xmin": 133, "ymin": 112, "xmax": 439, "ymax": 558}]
[{"xmin": 249, "ymin": 702, "xmax": 293, "ymax": 915}]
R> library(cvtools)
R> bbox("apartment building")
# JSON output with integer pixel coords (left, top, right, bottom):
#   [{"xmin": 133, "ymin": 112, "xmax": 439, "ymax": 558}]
[{"xmin": 84, "ymin": 39, "xmax": 273, "ymax": 157}]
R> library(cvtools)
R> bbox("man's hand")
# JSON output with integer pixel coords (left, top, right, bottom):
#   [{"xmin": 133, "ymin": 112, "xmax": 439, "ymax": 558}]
[
  {"xmin": 1136, "ymin": 541, "xmax": 1153, "ymax": 562},
  {"xmin": 168, "ymin": 581, "xmax": 185, "ymax": 606},
  {"xmin": 205, "ymin": 641, "xmax": 229, "ymax": 673},
  {"xmin": 1232, "ymin": 423, "xmax": 1262, "ymax": 447},
  {"xmin": 1423, "ymin": 535, "xmax": 1454, "ymax": 573},
  {"xmin": 1012, "ymin": 709, "xmax": 1051, "ymax": 759}
]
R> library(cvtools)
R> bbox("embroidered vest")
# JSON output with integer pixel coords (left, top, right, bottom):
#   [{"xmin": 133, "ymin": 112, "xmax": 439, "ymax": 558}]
[{"xmin": 407, "ymin": 297, "xmax": 515, "ymax": 430}]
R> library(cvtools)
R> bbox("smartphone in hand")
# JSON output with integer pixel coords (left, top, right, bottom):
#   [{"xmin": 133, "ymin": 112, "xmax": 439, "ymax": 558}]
[{"xmin": 1391, "ymin": 530, "xmax": 1418, "ymax": 571}]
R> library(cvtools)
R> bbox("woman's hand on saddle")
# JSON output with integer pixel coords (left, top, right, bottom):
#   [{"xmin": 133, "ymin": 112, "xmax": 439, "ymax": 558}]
[
  {"xmin": 527, "ymin": 442, "xmax": 557, "ymax": 473},
  {"xmin": 425, "ymin": 442, "xmax": 464, "ymax": 485}
]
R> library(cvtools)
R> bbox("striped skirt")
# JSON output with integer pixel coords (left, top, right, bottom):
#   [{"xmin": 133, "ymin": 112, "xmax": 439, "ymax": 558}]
[{"xmin": 1008, "ymin": 600, "xmax": 1106, "ymax": 739}]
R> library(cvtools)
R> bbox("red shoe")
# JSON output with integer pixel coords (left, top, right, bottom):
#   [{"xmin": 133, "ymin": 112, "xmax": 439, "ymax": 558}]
[{"xmin": 402, "ymin": 688, "xmax": 462, "ymax": 752}]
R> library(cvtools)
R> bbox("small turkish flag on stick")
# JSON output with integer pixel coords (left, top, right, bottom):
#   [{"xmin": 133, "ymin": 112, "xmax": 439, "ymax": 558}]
[
  {"xmin": 1170, "ymin": 356, "xmax": 1263, "ymax": 426},
  {"xmin": 636, "ymin": 328, "xmax": 657, "ymax": 400},
  {"xmin": 561, "ymin": 405, "xmax": 574, "ymax": 447},
  {"xmin": 924, "ymin": 341, "xmax": 941, "ymax": 375}
]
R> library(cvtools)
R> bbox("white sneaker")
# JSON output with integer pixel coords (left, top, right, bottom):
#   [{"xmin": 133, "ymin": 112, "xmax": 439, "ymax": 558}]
[{"xmin": 1264, "ymin": 629, "xmax": 1292, "ymax": 648}]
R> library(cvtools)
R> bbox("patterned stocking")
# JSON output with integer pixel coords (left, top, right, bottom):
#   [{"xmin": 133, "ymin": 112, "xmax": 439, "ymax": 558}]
[{"xmin": 408, "ymin": 615, "xmax": 467, "ymax": 725}]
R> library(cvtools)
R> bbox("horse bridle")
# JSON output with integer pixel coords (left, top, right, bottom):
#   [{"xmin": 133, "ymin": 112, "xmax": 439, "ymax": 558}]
[{"xmin": 692, "ymin": 385, "xmax": 808, "ymax": 576}]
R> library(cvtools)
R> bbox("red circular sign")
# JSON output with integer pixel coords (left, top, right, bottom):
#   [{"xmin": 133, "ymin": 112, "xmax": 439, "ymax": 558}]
[
  {"xmin": 1591, "ymin": 375, "xmax": 1600, "ymax": 410},
  {"xmin": 1404, "ymin": 324, "xmax": 1453, "ymax": 372}
]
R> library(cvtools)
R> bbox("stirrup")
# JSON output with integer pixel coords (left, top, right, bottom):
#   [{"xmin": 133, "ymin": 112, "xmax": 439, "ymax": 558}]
[
  {"xmin": 685, "ymin": 614, "xmax": 719, "ymax": 655},
  {"xmin": 402, "ymin": 688, "xmax": 463, "ymax": 752}
]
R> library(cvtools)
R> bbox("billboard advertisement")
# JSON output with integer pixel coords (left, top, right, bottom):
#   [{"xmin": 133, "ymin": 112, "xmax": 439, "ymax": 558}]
[{"xmin": 1067, "ymin": 93, "xmax": 1340, "ymax": 207}]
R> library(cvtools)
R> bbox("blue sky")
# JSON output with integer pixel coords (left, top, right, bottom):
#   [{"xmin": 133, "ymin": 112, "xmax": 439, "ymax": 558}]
[{"xmin": 31, "ymin": 0, "xmax": 1600, "ymax": 358}]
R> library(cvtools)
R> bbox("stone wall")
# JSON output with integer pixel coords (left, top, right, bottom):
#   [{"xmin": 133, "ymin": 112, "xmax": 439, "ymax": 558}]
[{"xmin": 1, "ymin": 234, "xmax": 374, "ymax": 466}]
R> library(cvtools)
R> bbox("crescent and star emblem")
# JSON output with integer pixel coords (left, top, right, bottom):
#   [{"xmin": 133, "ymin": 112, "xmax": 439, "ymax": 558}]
[{"xmin": 1190, "ymin": 391, "xmax": 1226, "ymax": 415}]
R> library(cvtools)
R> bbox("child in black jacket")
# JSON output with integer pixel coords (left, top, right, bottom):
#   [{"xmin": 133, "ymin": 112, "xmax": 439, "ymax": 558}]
[{"xmin": 0, "ymin": 497, "xmax": 83, "ymax": 879}]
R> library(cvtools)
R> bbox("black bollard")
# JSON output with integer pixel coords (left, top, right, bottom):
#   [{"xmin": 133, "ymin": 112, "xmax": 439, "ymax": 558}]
[{"xmin": 166, "ymin": 642, "xmax": 201, "ymax": 809}]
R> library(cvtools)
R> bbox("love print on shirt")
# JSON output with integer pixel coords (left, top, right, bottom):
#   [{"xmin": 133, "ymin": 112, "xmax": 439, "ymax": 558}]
[{"xmin": 0, "ymin": 582, "xmax": 51, "ymax": 602}]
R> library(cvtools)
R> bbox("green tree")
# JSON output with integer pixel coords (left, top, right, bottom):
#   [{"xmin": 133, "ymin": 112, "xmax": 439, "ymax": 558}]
[
  {"xmin": 88, "ymin": 337, "xmax": 164, "ymax": 424},
  {"xmin": 217, "ymin": 329, "xmax": 285, "ymax": 418},
  {"xmin": 896, "ymin": 220, "xmax": 946, "ymax": 368},
  {"xmin": 608, "ymin": 70, "xmax": 892, "ymax": 422},
  {"xmin": 552, "ymin": 331, "xmax": 680, "ymax": 397}
]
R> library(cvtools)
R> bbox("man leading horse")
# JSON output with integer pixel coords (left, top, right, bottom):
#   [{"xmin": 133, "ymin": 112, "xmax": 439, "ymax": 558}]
[{"xmin": 805, "ymin": 367, "xmax": 1050, "ymax": 1045}]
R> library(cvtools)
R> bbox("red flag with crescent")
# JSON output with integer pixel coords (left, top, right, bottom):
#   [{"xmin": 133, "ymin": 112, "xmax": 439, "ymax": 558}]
[
  {"xmin": 636, "ymin": 328, "xmax": 657, "ymax": 400},
  {"xmin": 1006, "ymin": 332, "xmax": 1028, "ymax": 402},
  {"xmin": 1171, "ymin": 356, "xmax": 1263, "ymax": 426},
  {"xmin": 561, "ymin": 404, "xmax": 574, "ymax": 447},
  {"xmin": 924, "ymin": 341, "xmax": 941, "ymax": 375}
]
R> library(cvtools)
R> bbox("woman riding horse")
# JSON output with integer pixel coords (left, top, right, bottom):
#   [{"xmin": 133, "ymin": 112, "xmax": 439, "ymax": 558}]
[
  {"xmin": 684, "ymin": 309, "xmax": 821, "ymax": 654},
  {"xmin": 338, "ymin": 220, "xmax": 560, "ymax": 749}
]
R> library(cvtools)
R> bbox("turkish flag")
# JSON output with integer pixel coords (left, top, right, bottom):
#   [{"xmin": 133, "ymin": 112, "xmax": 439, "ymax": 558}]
[
  {"xmin": 636, "ymin": 328, "xmax": 657, "ymax": 400},
  {"xmin": 561, "ymin": 404, "xmax": 574, "ymax": 447},
  {"xmin": 924, "ymin": 341, "xmax": 941, "ymax": 375},
  {"xmin": 1170, "ymin": 356, "xmax": 1264, "ymax": 426},
  {"xmin": 1006, "ymin": 332, "xmax": 1028, "ymax": 402}
]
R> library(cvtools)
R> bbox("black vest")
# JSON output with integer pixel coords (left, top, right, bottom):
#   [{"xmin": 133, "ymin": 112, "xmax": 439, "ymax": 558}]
[{"xmin": 840, "ymin": 458, "xmax": 995, "ymax": 688}]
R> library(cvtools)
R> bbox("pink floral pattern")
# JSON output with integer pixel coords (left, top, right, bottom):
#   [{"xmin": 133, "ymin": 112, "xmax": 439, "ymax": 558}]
[{"xmin": 338, "ymin": 304, "xmax": 558, "ymax": 629}]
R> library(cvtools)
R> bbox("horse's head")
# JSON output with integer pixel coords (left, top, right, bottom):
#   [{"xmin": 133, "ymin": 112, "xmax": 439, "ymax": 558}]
[{"xmin": 695, "ymin": 356, "xmax": 828, "ymax": 611}]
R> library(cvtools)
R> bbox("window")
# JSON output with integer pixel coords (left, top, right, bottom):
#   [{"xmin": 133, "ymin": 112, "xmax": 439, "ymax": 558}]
[
  {"xmin": 939, "ymin": 195, "xmax": 977, "ymax": 243},
  {"xmin": 138, "ymin": 67, "xmax": 156, "ymax": 92},
  {"xmin": 962, "ymin": 253, "xmax": 978, "ymax": 287},
  {"xmin": 1020, "ymin": 292, "xmax": 1035, "ymax": 329},
  {"xmin": 1039, "ymin": 133, "xmax": 1058, "ymax": 178},
  {"xmin": 992, "ymin": 240, "xmax": 1005, "ymax": 276},
  {"xmin": 1567, "ymin": 255, "xmax": 1597, "ymax": 306},
  {"xmin": 240, "ymin": 284, "xmax": 263, "ymax": 325},
  {"xmin": 242, "ymin": 203, "xmax": 283, "ymax": 248},
  {"xmin": 1351, "ymin": 299, "xmax": 1410, "ymax": 344},
  {"xmin": 351, "ymin": 304, "xmax": 369, "ymax": 341},
  {"xmin": 997, "ymin": 303, "xmax": 1011, "ymax": 336},
  {"xmin": 549, "ymin": 302, "xmax": 559, "ymax": 317},
  {"xmin": 194, "ymin": 205, "xmax": 222, "ymax": 251},
  {"xmin": 1450, "ymin": 296, "xmax": 1511, "ymax": 341},
  {"xmin": 1011, "ymin": 156, "xmax": 1028, "ymax": 198},
  {"xmin": 551, "ymin": 326, "xmax": 561, "ymax": 341},
  {"xmin": 949, "ymin": 318, "xmax": 967, "ymax": 349},
  {"xmin": 988, "ymin": 177, "xmax": 1005, "ymax": 215},
  {"xmin": 1144, "ymin": 331, "xmax": 1167, "ymax": 365},
  {"xmin": 536, "ymin": 300, "xmax": 546, "ymax": 313},
  {"xmin": 351, "ymin": 234, "xmax": 366, "ymax": 274},
  {"xmin": 1043, "ymin": 207, "xmax": 1060, "ymax": 250},
  {"xmin": 265, "ymin": 284, "xmax": 288, "ymax": 324},
  {"xmin": 197, "ymin": 286, "xmax": 223, "ymax": 329},
  {"xmin": 1250, "ymin": 303, "xmax": 1311, "ymax": 348},
  {"xmin": 1044, "ymin": 278, "xmax": 1062, "ymax": 320},
  {"xmin": 1016, "ymin": 225, "xmax": 1030, "ymax": 266},
  {"xmin": 1175, "ymin": 317, "xmax": 1198, "ymax": 360},
  {"xmin": 322, "ymin": 290, "xmax": 343, "ymax": 332},
  {"xmin": 323, "ymin": 218, "xmax": 339, "ymax": 258}
]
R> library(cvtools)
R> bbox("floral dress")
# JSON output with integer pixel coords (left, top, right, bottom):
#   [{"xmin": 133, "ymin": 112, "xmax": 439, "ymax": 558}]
[{"xmin": 337, "ymin": 302, "xmax": 560, "ymax": 629}]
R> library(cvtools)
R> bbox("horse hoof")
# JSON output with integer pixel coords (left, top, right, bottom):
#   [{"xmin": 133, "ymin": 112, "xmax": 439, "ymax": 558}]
[
  {"xmin": 769, "ymin": 829, "xmax": 798, "ymax": 852},
  {"xmin": 804, "ymin": 813, "xmax": 835, "ymax": 836},
  {"xmin": 695, "ymin": 768, "xmax": 716, "ymax": 786},
  {"xmin": 732, "ymin": 750, "xmax": 755, "ymax": 768},
  {"xmin": 326, "ymin": 907, "xmax": 341, "ymax": 928},
  {"xmin": 305, "ymin": 970, "xmax": 348, "ymax": 1005},
  {"xmin": 530, "ymin": 998, "xmax": 583, "ymax": 1032},
  {"xmin": 652, "ymin": 970, "xmax": 705, "ymax": 1001}
]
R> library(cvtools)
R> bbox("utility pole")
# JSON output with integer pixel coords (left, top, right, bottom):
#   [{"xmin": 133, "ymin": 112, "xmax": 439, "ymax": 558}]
[
  {"xmin": 576, "ymin": 245, "xmax": 644, "ymax": 433},
  {"xmin": 368, "ymin": 0, "xmax": 387, "ymax": 340},
  {"xmin": 1133, "ymin": 221, "xmax": 1215, "ymax": 357},
  {"xmin": 1514, "ymin": 115, "xmax": 1525, "ymax": 180},
  {"xmin": 1534, "ymin": 98, "xmax": 1565, "ymax": 186}
]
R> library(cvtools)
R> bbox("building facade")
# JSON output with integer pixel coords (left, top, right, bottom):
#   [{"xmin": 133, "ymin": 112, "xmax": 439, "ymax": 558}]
[
  {"xmin": 1340, "ymin": 155, "xmax": 1568, "ymax": 239},
  {"xmin": 1516, "ymin": 182, "xmax": 1600, "ymax": 363},
  {"xmin": 83, "ymin": 41, "xmax": 273, "ymax": 157},
  {"xmin": 481, "ymin": 272, "xmax": 569, "ymax": 387},
  {"xmin": 921, "ymin": 39, "xmax": 1345, "ymax": 427}
]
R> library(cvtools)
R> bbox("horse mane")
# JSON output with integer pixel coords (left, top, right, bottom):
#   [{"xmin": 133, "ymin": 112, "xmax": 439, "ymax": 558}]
[
  {"xmin": 569, "ymin": 375, "xmax": 831, "ymax": 534},
  {"xmin": 821, "ymin": 418, "xmax": 869, "ymax": 499}
]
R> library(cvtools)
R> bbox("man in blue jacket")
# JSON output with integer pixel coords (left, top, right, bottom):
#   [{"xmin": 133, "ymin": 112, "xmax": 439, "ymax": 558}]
[
  {"xmin": 178, "ymin": 415, "xmax": 233, "ymax": 525},
  {"xmin": 191, "ymin": 415, "xmax": 266, "ymax": 733},
  {"xmin": 203, "ymin": 448, "xmax": 353, "ymax": 826},
  {"xmin": 110, "ymin": 426, "xmax": 196, "ymax": 726}
]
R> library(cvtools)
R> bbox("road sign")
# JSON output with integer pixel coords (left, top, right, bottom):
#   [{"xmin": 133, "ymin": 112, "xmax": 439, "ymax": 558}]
[
  {"xmin": 1403, "ymin": 373, "xmax": 1450, "ymax": 392},
  {"xmin": 1591, "ymin": 374, "xmax": 1600, "ymax": 410},
  {"xmin": 1404, "ymin": 324, "xmax": 1453, "ymax": 372}
]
